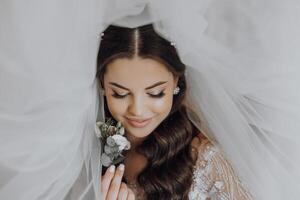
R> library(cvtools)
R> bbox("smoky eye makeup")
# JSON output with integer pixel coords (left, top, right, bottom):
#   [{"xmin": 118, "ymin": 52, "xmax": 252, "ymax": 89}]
[
  {"xmin": 147, "ymin": 90, "xmax": 166, "ymax": 98},
  {"xmin": 111, "ymin": 89, "xmax": 166, "ymax": 99},
  {"xmin": 112, "ymin": 92, "xmax": 127, "ymax": 98}
]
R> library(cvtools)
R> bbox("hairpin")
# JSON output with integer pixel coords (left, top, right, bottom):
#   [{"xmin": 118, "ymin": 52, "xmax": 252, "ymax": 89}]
[{"xmin": 97, "ymin": 32, "xmax": 105, "ymax": 40}]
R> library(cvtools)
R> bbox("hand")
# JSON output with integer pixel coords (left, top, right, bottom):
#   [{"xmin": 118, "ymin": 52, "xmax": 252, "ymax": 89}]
[{"xmin": 101, "ymin": 164, "xmax": 135, "ymax": 200}]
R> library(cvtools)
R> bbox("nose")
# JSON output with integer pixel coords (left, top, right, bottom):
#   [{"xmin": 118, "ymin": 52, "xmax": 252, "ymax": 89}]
[{"xmin": 127, "ymin": 95, "xmax": 145, "ymax": 117}]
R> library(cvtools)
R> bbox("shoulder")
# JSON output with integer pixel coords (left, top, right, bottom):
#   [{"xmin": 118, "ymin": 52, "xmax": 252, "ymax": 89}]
[
  {"xmin": 191, "ymin": 134, "xmax": 219, "ymax": 162},
  {"xmin": 189, "ymin": 134, "xmax": 253, "ymax": 200},
  {"xmin": 189, "ymin": 135, "xmax": 223, "ymax": 199},
  {"xmin": 191, "ymin": 133, "xmax": 238, "ymax": 180},
  {"xmin": 190, "ymin": 134, "xmax": 222, "ymax": 183}
]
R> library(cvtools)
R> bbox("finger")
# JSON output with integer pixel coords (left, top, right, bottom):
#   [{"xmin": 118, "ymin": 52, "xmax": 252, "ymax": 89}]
[
  {"xmin": 101, "ymin": 165, "xmax": 116, "ymax": 200},
  {"xmin": 106, "ymin": 164, "xmax": 125, "ymax": 199},
  {"xmin": 127, "ymin": 188, "xmax": 135, "ymax": 200},
  {"xmin": 117, "ymin": 182, "xmax": 128, "ymax": 200}
]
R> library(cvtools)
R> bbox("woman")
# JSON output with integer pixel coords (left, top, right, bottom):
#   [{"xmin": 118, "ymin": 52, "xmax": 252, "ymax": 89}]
[
  {"xmin": 96, "ymin": 24, "xmax": 252, "ymax": 200},
  {"xmin": 1, "ymin": 1, "xmax": 300, "ymax": 200}
]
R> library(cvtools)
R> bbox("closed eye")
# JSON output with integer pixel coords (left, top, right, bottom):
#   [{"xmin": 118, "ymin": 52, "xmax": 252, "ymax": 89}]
[
  {"xmin": 112, "ymin": 92, "xmax": 128, "ymax": 99},
  {"xmin": 149, "ymin": 91, "xmax": 166, "ymax": 98},
  {"xmin": 112, "ymin": 91, "xmax": 166, "ymax": 99}
]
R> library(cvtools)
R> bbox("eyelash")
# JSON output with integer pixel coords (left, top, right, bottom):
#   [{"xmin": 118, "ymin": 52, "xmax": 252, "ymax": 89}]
[{"xmin": 112, "ymin": 91, "xmax": 166, "ymax": 99}]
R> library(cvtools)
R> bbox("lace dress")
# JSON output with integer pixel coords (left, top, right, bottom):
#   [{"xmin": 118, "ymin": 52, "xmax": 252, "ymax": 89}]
[{"xmin": 127, "ymin": 139, "xmax": 253, "ymax": 200}]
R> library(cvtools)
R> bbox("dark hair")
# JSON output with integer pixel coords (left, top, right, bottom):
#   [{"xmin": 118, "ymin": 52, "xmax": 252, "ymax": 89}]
[{"xmin": 97, "ymin": 24, "xmax": 202, "ymax": 200}]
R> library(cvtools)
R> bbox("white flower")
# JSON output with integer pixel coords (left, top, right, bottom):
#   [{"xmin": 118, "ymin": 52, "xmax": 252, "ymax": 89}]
[
  {"xmin": 104, "ymin": 144, "xmax": 119, "ymax": 154},
  {"xmin": 101, "ymin": 153, "xmax": 112, "ymax": 167},
  {"xmin": 106, "ymin": 136, "xmax": 116, "ymax": 147},
  {"xmin": 104, "ymin": 145, "xmax": 113, "ymax": 154},
  {"xmin": 94, "ymin": 124, "xmax": 102, "ymax": 138},
  {"xmin": 112, "ymin": 135, "xmax": 131, "ymax": 151}
]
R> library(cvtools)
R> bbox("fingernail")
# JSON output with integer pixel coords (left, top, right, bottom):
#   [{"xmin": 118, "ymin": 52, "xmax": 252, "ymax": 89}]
[
  {"xmin": 118, "ymin": 164, "xmax": 124, "ymax": 171},
  {"xmin": 109, "ymin": 165, "xmax": 115, "ymax": 173}
]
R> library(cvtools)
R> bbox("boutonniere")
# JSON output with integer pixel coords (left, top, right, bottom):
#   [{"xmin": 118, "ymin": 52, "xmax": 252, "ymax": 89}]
[{"xmin": 94, "ymin": 118, "xmax": 131, "ymax": 167}]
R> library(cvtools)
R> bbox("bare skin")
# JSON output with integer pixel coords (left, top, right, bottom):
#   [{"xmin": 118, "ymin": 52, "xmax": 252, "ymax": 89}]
[
  {"xmin": 103, "ymin": 56, "xmax": 178, "ymax": 144},
  {"xmin": 100, "ymin": 56, "xmax": 179, "ymax": 198},
  {"xmin": 101, "ymin": 164, "xmax": 135, "ymax": 200}
]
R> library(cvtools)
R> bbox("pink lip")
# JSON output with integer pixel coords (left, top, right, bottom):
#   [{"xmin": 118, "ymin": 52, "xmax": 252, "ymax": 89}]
[{"xmin": 126, "ymin": 117, "xmax": 152, "ymax": 128}]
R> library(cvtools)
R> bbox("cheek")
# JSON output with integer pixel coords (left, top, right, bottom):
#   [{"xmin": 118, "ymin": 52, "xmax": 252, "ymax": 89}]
[
  {"xmin": 105, "ymin": 93, "xmax": 175, "ymax": 139},
  {"xmin": 105, "ymin": 88, "xmax": 174, "ymax": 121},
  {"xmin": 151, "ymin": 94, "xmax": 173, "ymax": 117},
  {"xmin": 106, "ymin": 97, "xmax": 127, "ymax": 120}
]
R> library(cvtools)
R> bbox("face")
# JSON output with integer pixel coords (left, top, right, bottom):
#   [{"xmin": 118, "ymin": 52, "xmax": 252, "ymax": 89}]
[{"xmin": 103, "ymin": 56, "xmax": 178, "ymax": 144}]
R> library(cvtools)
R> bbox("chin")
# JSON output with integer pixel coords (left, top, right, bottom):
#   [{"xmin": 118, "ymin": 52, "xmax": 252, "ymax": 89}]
[
  {"xmin": 126, "ymin": 131, "xmax": 150, "ymax": 140},
  {"xmin": 124, "ymin": 124, "xmax": 154, "ymax": 138}
]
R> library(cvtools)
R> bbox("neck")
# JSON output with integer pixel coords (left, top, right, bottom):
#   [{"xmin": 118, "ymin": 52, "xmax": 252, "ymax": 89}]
[{"xmin": 125, "ymin": 132, "xmax": 145, "ymax": 151}]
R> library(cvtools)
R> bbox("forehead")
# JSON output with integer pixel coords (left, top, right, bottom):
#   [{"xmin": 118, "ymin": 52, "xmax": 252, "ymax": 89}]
[{"xmin": 104, "ymin": 57, "xmax": 173, "ymax": 85}]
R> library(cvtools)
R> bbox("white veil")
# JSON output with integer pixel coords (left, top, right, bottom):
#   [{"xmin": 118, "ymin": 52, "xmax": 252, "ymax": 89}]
[
  {"xmin": 1, "ymin": 0, "xmax": 300, "ymax": 199},
  {"xmin": 0, "ymin": 1, "xmax": 104, "ymax": 199}
]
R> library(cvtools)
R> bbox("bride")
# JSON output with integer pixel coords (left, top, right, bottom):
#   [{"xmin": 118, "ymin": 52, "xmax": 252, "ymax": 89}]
[
  {"xmin": 97, "ymin": 24, "xmax": 252, "ymax": 200},
  {"xmin": 1, "ymin": 0, "xmax": 300, "ymax": 199}
]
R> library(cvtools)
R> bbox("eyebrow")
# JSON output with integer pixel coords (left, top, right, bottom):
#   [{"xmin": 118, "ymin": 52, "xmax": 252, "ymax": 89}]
[{"xmin": 109, "ymin": 81, "xmax": 168, "ymax": 91}]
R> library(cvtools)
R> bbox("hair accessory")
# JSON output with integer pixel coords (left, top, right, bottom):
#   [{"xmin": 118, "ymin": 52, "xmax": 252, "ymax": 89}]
[{"xmin": 97, "ymin": 32, "xmax": 105, "ymax": 39}]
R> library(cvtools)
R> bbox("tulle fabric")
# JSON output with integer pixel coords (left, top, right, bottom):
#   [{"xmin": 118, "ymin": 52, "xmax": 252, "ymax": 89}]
[
  {"xmin": 1, "ymin": 0, "xmax": 300, "ymax": 200},
  {"xmin": 0, "ymin": 1, "xmax": 105, "ymax": 199}
]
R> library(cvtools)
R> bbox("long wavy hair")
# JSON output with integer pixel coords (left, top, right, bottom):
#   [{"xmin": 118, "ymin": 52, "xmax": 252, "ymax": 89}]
[{"xmin": 97, "ymin": 24, "xmax": 203, "ymax": 200}]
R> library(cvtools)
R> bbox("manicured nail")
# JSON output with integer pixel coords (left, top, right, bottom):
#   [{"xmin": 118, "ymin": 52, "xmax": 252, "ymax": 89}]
[
  {"xmin": 109, "ymin": 165, "xmax": 115, "ymax": 173},
  {"xmin": 118, "ymin": 164, "xmax": 124, "ymax": 171}
]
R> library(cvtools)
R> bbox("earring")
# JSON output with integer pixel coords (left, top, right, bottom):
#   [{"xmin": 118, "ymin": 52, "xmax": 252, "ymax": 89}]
[{"xmin": 173, "ymin": 86, "xmax": 180, "ymax": 95}]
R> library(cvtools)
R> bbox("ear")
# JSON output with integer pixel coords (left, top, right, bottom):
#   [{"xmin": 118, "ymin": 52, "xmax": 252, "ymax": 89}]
[{"xmin": 173, "ymin": 76, "xmax": 179, "ymax": 88}]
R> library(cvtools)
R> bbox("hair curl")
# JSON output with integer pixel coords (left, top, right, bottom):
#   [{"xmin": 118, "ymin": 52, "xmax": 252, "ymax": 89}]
[{"xmin": 97, "ymin": 24, "xmax": 202, "ymax": 200}]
